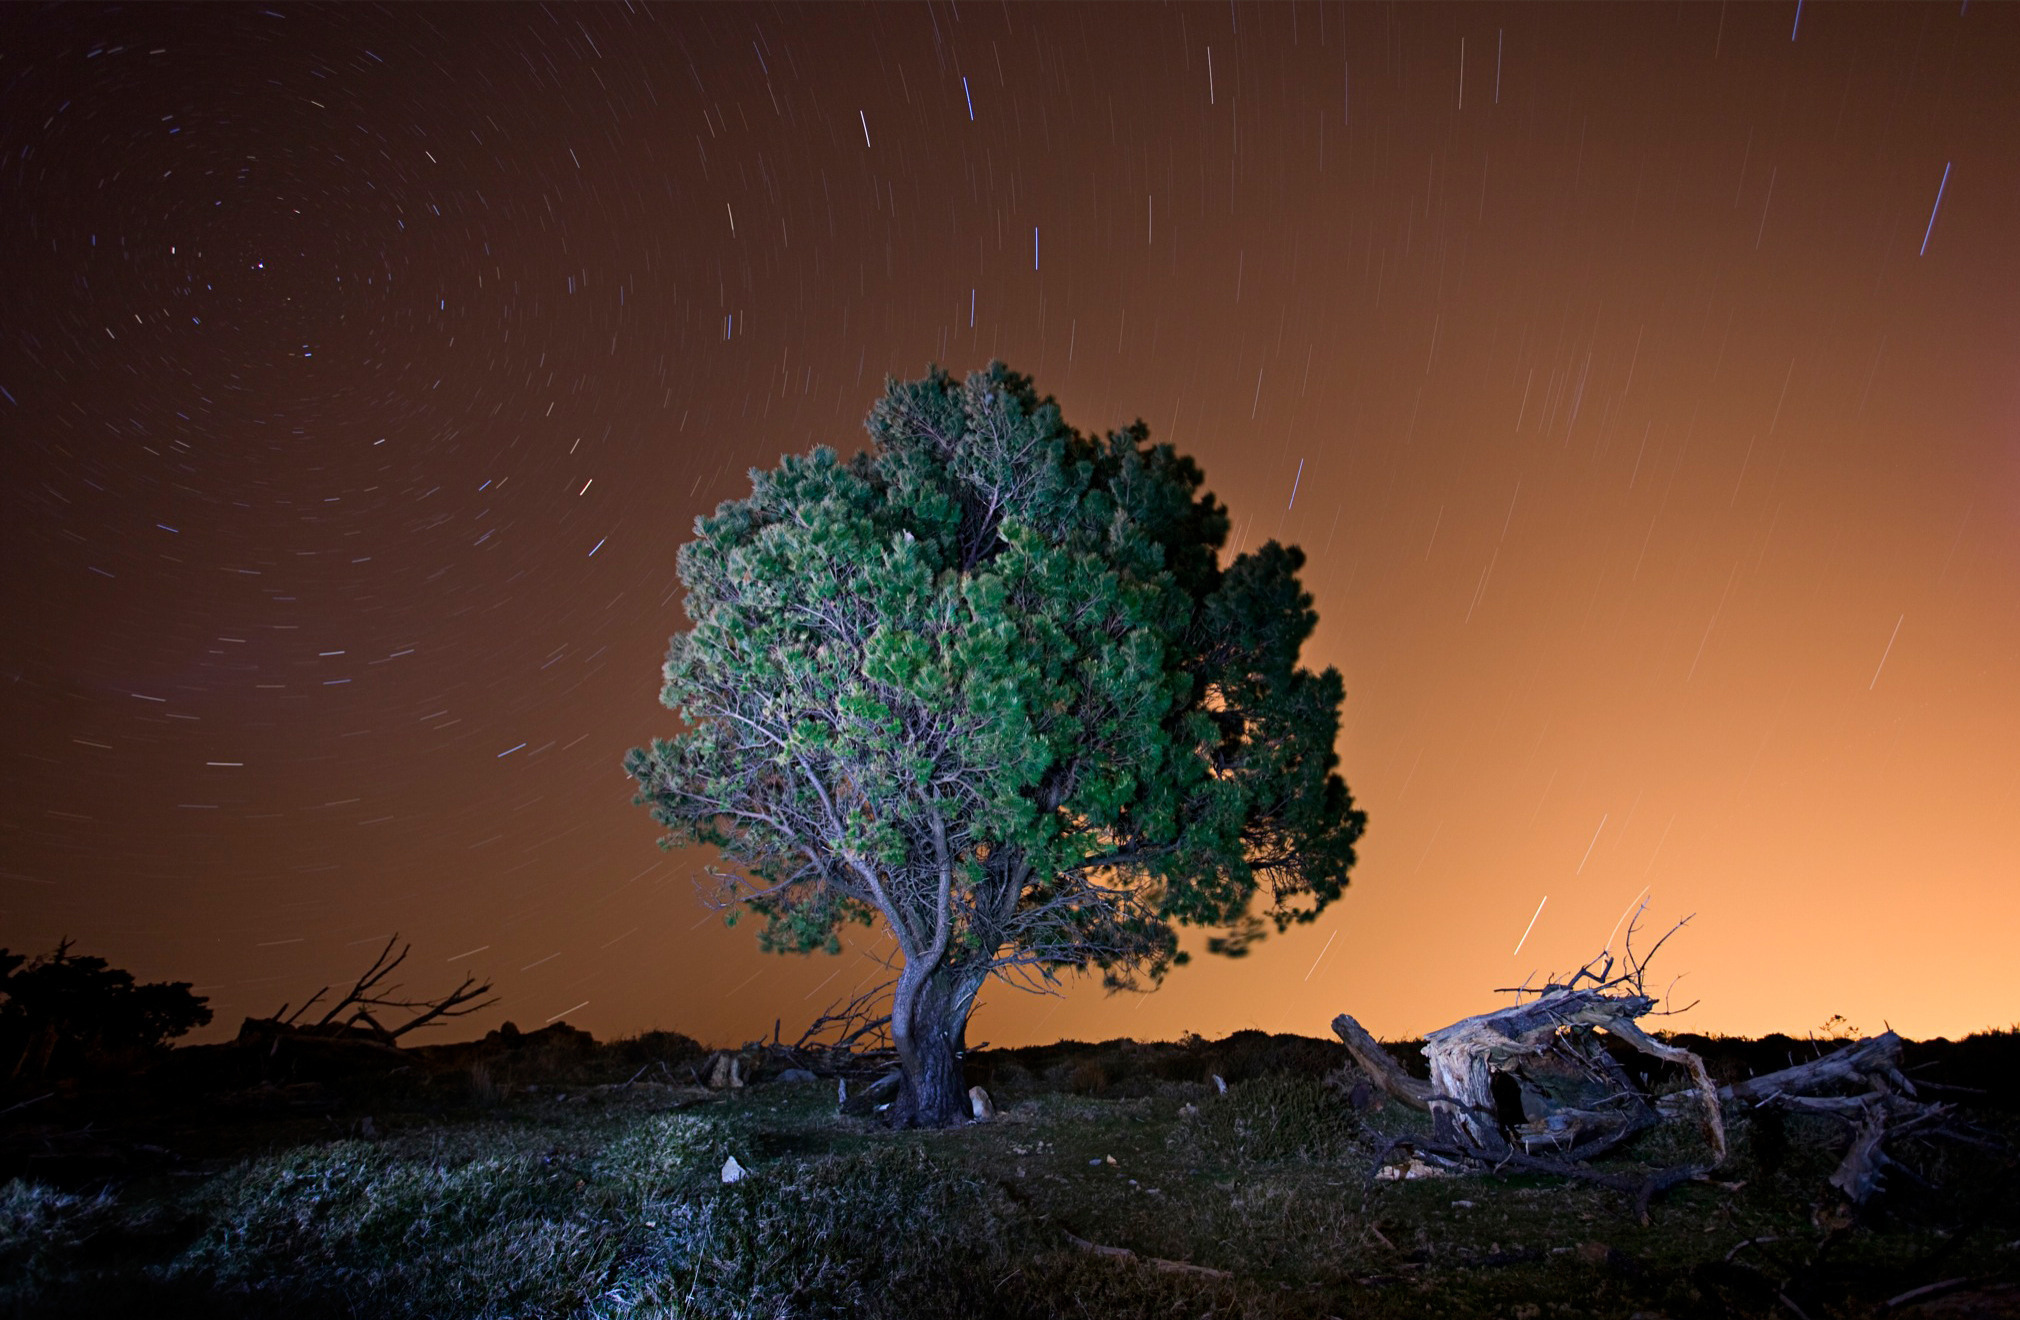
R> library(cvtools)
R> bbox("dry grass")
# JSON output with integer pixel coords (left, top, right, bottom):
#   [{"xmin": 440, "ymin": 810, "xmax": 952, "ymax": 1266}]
[{"xmin": 2, "ymin": 1030, "xmax": 2016, "ymax": 1318}]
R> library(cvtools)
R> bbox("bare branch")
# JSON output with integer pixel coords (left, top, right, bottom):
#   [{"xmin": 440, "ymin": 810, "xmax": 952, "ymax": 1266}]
[{"xmin": 257, "ymin": 934, "xmax": 497, "ymax": 1046}]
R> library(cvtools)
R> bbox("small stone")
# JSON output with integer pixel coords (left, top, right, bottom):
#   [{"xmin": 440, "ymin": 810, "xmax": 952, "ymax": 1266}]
[
  {"xmin": 775, "ymin": 1067, "xmax": 817, "ymax": 1084},
  {"xmin": 1376, "ymin": 1156, "xmax": 1452, "ymax": 1181},
  {"xmin": 721, "ymin": 1155, "xmax": 747, "ymax": 1184},
  {"xmin": 1451, "ymin": 1199, "xmax": 1476, "ymax": 1208}
]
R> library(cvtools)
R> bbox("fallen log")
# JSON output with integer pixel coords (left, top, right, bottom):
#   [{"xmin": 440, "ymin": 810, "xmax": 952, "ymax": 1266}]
[
  {"xmin": 1341, "ymin": 912, "xmax": 1731, "ymax": 1213},
  {"xmin": 1606, "ymin": 1016, "xmax": 1726, "ymax": 1164},
  {"xmin": 1330, "ymin": 1013, "xmax": 1431, "ymax": 1111},
  {"xmin": 1722, "ymin": 1032, "xmax": 1907, "ymax": 1104},
  {"xmin": 1417, "ymin": 987, "xmax": 1668, "ymax": 1157},
  {"xmin": 1337, "ymin": 909, "xmax": 1999, "ymax": 1215},
  {"xmin": 1828, "ymin": 1103, "xmax": 1893, "ymax": 1205}
]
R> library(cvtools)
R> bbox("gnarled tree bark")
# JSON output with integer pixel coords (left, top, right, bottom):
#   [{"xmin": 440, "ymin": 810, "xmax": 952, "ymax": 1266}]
[{"xmin": 889, "ymin": 960, "xmax": 986, "ymax": 1127}]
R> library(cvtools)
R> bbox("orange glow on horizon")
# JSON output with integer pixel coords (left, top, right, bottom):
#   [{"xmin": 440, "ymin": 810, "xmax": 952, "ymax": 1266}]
[{"xmin": 4, "ymin": 3, "xmax": 2016, "ymax": 1048}]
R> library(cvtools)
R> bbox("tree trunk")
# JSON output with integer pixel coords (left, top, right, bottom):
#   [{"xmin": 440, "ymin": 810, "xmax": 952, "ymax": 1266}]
[{"xmin": 890, "ymin": 960, "xmax": 983, "ymax": 1127}]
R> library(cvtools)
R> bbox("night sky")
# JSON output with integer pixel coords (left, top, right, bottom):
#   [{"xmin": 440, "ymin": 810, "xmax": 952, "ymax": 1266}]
[{"xmin": 5, "ymin": 3, "xmax": 2017, "ymax": 1052}]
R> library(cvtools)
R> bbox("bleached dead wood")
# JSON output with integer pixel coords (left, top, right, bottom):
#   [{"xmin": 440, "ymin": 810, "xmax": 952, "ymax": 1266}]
[
  {"xmin": 1417, "ymin": 987, "xmax": 1672, "ymax": 1158},
  {"xmin": 1329, "ymin": 1013, "xmax": 1431, "ymax": 1111},
  {"xmin": 1722, "ymin": 1031, "xmax": 1908, "ymax": 1104},
  {"xmin": 1334, "ymin": 906, "xmax": 2002, "ymax": 1215},
  {"xmin": 1344, "ymin": 912, "xmax": 1731, "ymax": 1212},
  {"xmin": 1606, "ymin": 1017, "xmax": 1726, "ymax": 1164},
  {"xmin": 1828, "ymin": 1103, "xmax": 1893, "ymax": 1204}
]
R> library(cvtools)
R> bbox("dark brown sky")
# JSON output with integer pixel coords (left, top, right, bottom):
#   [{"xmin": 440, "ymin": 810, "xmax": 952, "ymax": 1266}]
[{"xmin": 4, "ymin": 3, "xmax": 2016, "ymax": 1049}]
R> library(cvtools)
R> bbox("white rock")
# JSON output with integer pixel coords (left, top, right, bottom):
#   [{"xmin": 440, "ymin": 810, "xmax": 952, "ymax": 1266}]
[
  {"xmin": 721, "ymin": 1155, "xmax": 747, "ymax": 1184},
  {"xmin": 1375, "ymin": 1156, "xmax": 1454, "ymax": 1181}
]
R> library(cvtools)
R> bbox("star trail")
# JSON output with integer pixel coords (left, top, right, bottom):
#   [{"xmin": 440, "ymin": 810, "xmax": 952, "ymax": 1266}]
[{"xmin": 3, "ymin": 3, "xmax": 2017, "ymax": 1049}]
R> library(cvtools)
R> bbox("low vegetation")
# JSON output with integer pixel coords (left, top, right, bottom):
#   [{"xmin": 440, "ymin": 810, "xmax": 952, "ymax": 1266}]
[{"xmin": 2, "ymin": 1026, "xmax": 2016, "ymax": 1318}]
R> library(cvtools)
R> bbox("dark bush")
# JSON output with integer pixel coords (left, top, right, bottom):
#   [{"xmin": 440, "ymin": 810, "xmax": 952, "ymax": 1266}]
[{"xmin": 0, "ymin": 942, "xmax": 211, "ymax": 1080}]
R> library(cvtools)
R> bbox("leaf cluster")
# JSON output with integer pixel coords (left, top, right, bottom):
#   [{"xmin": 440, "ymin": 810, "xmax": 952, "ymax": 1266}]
[{"xmin": 627, "ymin": 362, "xmax": 1365, "ymax": 991}]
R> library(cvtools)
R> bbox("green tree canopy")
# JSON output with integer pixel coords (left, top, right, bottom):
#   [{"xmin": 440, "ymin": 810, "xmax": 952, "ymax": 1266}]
[{"xmin": 628, "ymin": 363, "xmax": 1365, "ymax": 1124}]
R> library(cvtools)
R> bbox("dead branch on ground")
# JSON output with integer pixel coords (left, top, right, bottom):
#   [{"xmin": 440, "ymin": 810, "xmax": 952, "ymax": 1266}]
[
  {"xmin": 1331, "ymin": 906, "xmax": 1996, "ymax": 1217},
  {"xmin": 255, "ymin": 935, "xmax": 497, "ymax": 1047}
]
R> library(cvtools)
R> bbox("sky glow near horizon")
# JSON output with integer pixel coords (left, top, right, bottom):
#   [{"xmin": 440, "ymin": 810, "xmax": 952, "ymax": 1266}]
[{"xmin": 3, "ymin": 3, "xmax": 2018, "ymax": 1049}]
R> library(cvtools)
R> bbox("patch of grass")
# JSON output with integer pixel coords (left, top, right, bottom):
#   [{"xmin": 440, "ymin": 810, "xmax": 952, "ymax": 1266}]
[
  {"xmin": 5, "ymin": 1028, "xmax": 2018, "ymax": 1318},
  {"xmin": 174, "ymin": 1133, "xmax": 606, "ymax": 1315},
  {"xmin": 594, "ymin": 1111, "xmax": 747, "ymax": 1200},
  {"xmin": 0, "ymin": 1180, "xmax": 121, "ymax": 1303},
  {"xmin": 611, "ymin": 1146, "xmax": 1030, "ymax": 1319},
  {"xmin": 1170, "ymin": 1072, "xmax": 1367, "ymax": 1166}
]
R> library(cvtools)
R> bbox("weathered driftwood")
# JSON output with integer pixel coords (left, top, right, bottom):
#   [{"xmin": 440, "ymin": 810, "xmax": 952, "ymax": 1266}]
[
  {"xmin": 1341, "ymin": 978, "xmax": 1982, "ymax": 1213},
  {"xmin": 1722, "ymin": 1031, "xmax": 1908, "ymax": 1104},
  {"xmin": 1338, "ymin": 913, "xmax": 1733, "ymax": 1216},
  {"xmin": 1330, "ymin": 1013, "xmax": 1431, "ymax": 1111},
  {"xmin": 1419, "ymin": 988, "xmax": 1701, "ymax": 1161},
  {"xmin": 1340, "ymin": 986, "xmax": 1725, "ymax": 1167},
  {"xmin": 1606, "ymin": 1016, "xmax": 1726, "ymax": 1164},
  {"xmin": 1708, "ymin": 1031, "xmax": 1981, "ymax": 1207}
]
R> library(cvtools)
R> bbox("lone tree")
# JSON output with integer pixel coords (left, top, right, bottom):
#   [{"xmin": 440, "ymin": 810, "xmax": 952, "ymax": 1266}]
[{"xmin": 628, "ymin": 364, "xmax": 1366, "ymax": 1126}]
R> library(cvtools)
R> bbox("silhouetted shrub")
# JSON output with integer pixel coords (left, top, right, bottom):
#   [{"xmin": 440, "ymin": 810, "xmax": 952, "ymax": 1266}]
[{"xmin": 0, "ymin": 941, "xmax": 211, "ymax": 1079}]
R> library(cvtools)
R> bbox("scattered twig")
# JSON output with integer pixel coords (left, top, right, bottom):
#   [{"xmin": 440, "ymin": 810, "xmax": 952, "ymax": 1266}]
[
  {"xmin": 1882, "ymin": 1277, "xmax": 1977, "ymax": 1311},
  {"xmin": 0, "ymin": 1091, "xmax": 56, "ymax": 1119},
  {"xmin": 1726, "ymin": 1234, "xmax": 1779, "ymax": 1263},
  {"xmin": 1778, "ymin": 1290, "xmax": 1816, "ymax": 1320},
  {"xmin": 1062, "ymin": 1229, "xmax": 1232, "ymax": 1280}
]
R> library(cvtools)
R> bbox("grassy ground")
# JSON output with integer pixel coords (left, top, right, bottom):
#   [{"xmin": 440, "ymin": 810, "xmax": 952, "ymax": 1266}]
[{"xmin": 2, "ymin": 1030, "xmax": 2016, "ymax": 1319}]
